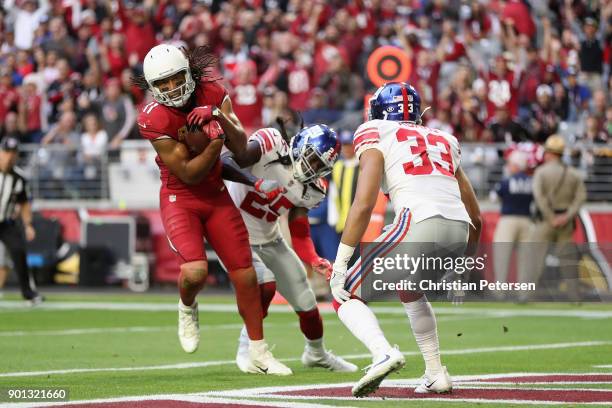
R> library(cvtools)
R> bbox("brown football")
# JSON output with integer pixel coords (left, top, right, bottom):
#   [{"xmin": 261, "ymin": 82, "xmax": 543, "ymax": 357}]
[{"xmin": 183, "ymin": 124, "xmax": 210, "ymax": 154}]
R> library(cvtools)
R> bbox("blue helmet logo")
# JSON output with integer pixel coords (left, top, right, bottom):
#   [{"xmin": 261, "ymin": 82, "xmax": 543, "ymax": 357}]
[
  {"xmin": 369, "ymin": 82, "xmax": 422, "ymax": 123},
  {"xmin": 290, "ymin": 124, "xmax": 340, "ymax": 183}
]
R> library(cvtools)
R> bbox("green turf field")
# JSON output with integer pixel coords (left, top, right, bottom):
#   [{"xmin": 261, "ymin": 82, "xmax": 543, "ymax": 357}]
[{"xmin": 1, "ymin": 292, "xmax": 611, "ymax": 407}]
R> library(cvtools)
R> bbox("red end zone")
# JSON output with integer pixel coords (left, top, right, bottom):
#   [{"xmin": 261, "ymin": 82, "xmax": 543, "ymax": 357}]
[{"xmin": 33, "ymin": 373, "xmax": 612, "ymax": 407}]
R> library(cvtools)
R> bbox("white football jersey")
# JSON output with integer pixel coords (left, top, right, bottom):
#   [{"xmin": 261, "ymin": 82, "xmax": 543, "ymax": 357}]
[
  {"xmin": 226, "ymin": 128, "xmax": 326, "ymax": 245},
  {"xmin": 353, "ymin": 119, "xmax": 470, "ymax": 224}
]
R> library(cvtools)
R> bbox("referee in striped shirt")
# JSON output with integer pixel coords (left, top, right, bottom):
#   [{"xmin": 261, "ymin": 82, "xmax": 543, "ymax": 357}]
[{"xmin": 0, "ymin": 136, "xmax": 42, "ymax": 304}]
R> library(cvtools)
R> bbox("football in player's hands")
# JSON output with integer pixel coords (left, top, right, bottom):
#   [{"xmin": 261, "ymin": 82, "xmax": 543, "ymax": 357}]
[{"xmin": 183, "ymin": 123, "xmax": 210, "ymax": 154}]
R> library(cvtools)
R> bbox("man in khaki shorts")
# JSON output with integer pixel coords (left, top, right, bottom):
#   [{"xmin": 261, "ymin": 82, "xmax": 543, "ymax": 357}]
[{"xmin": 519, "ymin": 135, "xmax": 586, "ymax": 301}]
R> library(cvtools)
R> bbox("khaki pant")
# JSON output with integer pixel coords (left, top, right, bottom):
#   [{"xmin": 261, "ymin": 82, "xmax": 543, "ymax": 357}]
[
  {"xmin": 493, "ymin": 216, "xmax": 532, "ymax": 286},
  {"xmin": 518, "ymin": 220, "xmax": 579, "ymax": 301}
]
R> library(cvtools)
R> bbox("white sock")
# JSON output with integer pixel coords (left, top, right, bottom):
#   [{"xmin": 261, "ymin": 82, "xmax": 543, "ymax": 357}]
[
  {"xmin": 179, "ymin": 299, "xmax": 196, "ymax": 309},
  {"xmin": 248, "ymin": 339, "xmax": 267, "ymax": 352},
  {"xmin": 338, "ymin": 299, "xmax": 392, "ymax": 360},
  {"xmin": 305, "ymin": 337, "xmax": 325, "ymax": 355},
  {"xmin": 403, "ymin": 295, "xmax": 442, "ymax": 375},
  {"xmin": 238, "ymin": 326, "xmax": 249, "ymax": 352}
]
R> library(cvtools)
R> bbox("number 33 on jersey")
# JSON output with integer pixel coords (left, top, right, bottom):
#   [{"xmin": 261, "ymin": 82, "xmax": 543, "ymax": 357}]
[{"xmin": 353, "ymin": 119, "xmax": 471, "ymax": 225}]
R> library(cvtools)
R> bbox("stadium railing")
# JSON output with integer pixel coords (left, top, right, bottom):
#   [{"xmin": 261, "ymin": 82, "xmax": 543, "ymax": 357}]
[{"xmin": 17, "ymin": 141, "xmax": 612, "ymax": 207}]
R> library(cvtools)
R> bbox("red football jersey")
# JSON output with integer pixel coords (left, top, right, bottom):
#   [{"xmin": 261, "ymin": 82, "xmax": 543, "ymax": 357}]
[{"xmin": 138, "ymin": 80, "xmax": 228, "ymax": 198}]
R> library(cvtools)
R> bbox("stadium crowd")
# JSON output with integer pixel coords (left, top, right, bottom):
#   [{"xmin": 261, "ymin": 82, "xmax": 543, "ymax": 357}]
[{"xmin": 0, "ymin": 0, "xmax": 609, "ymax": 175}]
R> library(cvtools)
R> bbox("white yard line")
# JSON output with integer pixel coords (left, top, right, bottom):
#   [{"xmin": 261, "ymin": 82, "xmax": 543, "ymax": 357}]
[
  {"xmin": 594, "ymin": 365, "xmax": 612, "ymax": 368},
  {"xmin": 3, "ymin": 394, "xmax": 350, "ymax": 408},
  {"xmin": 1, "ymin": 341, "xmax": 609, "ymax": 378},
  {"xmin": 1, "ymin": 300, "xmax": 611, "ymax": 319},
  {"xmin": 0, "ymin": 316, "xmax": 477, "ymax": 338}
]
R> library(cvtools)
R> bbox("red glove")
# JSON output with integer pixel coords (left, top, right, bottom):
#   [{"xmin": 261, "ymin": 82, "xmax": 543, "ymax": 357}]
[
  {"xmin": 254, "ymin": 178, "xmax": 286, "ymax": 201},
  {"xmin": 204, "ymin": 120, "xmax": 225, "ymax": 141},
  {"xmin": 312, "ymin": 257, "xmax": 332, "ymax": 277},
  {"xmin": 187, "ymin": 105, "xmax": 214, "ymax": 127}
]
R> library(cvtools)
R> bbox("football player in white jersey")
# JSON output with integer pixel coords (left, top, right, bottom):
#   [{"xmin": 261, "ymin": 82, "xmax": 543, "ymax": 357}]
[
  {"xmin": 329, "ymin": 82, "xmax": 482, "ymax": 397},
  {"xmin": 222, "ymin": 123, "xmax": 358, "ymax": 374}
]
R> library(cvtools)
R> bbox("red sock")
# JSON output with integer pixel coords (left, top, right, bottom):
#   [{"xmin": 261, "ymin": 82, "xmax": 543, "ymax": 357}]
[
  {"xmin": 260, "ymin": 282, "xmax": 276, "ymax": 318},
  {"xmin": 230, "ymin": 267, "xmax": 264, "ymax": 340},
  {"xmin": 297, "ymin": 308, "xmax": 323, "ymax": 340}
]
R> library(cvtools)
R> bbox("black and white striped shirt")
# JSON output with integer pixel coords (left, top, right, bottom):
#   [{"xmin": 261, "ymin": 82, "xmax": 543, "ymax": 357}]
[{"xmin": 0, "ymin": 167, "xmax": 30, "ymax": 223}]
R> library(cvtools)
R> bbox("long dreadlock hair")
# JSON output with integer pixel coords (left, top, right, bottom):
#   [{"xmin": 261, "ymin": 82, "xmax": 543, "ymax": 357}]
[{"xmin": 131, "ymin": 45, "xmax": 219, "ymax": 91}]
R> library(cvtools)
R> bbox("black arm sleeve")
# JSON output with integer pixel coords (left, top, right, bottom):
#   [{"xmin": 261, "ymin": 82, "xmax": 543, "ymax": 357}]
[
  {"xmin": 16, "ymin": 178, "xmax": 30, "ymax": 203},
  {"xmin": 221, "ymin": 153, "xmax": 258, "ymax": 186}
]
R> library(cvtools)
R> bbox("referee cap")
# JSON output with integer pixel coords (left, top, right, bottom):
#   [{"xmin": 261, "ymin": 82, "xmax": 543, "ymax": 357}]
[{"xmin": 0, "ymin": 136, "xmax": 19, "ymax": 151}]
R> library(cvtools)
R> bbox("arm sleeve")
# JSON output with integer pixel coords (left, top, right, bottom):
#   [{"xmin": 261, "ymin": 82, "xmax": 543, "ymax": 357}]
[
  {"xmin": 16, "ymin": 179, "xmax": 30, "ymax": 203},
  {"xmin": 248, "ymin": 128, "xmax": 286, "ymax": 157},
  {"xmin": 353, "ymin": 122, "xmax": 382, "ymax": 159},
  {"xmin": 289, "ymin": 215, "xmax": 320, "ymax": 265}
]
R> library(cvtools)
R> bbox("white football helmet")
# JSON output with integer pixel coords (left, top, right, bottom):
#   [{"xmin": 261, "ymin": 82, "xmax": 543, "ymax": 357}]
[{"xmin": 143, "ymin": 44, "xmax": 196, "ymax": 107}]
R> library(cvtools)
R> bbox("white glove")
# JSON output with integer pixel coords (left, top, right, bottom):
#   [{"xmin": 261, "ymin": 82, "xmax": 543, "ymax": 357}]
[
  {"xmin": 330, "ymin": 243, "xmax": 356, "ymax": 304},
  {"xmin": 329, "ymin": 266, "xmax": 351, "ymax": 304}
]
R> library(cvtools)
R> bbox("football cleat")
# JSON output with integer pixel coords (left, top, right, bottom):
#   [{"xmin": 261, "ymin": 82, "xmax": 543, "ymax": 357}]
[
  {"xmin": 414, "ymin": 366, "xmax": 453, "ymax": 394},
  {"xmin": 352, "ymin": 346, "xmax": 405, "ymax": 397},
  {"xmin": 247, "ymin": 341, "xmax": 293, "ymax": 376},
  {"xmin": 177, "ymin": 300, "xmax": 200, "ymax": 353},
  {"xmin": 301, "ymin": 348, "xmax": 358, "ymax": 372},
  {"xmin": 26, "ymin": 294, "xmax": 45, "ymax": 307}
]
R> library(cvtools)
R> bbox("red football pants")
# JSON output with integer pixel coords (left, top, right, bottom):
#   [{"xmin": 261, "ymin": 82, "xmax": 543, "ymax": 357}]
[{"xmin": 160, "ymin": 188, "xmax": 252, "ymax": 271}]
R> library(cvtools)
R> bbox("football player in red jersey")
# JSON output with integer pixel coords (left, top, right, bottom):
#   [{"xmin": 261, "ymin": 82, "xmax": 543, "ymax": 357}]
[{"xmin": 135, "ymin": 44, "xmax": 291, "ymax": 375}]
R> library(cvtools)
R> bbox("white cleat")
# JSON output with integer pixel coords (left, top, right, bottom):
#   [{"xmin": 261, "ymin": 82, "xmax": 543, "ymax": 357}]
[
  {"xmin": 352, "ymin": 346, "xmax": 405, "ymax": 397},
  {"xmin": 177, "ymin": 300, "xmax": 200, "ymax": 353},
  {"xmin": 247, "ymin": 341, "xmax": 293, "ymax": 376},
  {"xmin": 302, "ymin": 349, "xmax": 358, "ymax": 372},
  {"xmin": 414, "ymin": 366, "xmax": 453, "ymax": 394}
]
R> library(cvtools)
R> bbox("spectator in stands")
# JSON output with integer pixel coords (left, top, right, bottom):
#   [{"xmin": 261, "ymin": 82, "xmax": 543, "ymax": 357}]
[
  {"xmin": 485, "ymin": 107, "xmax": 531, "ymax": 143},
  {"xmin": 0, "ymin": 68, "xmax": 18, "ymax": 126},
  {"xmin": 0, "ymin": 112, "xmax": 23, "ymax": 141},
  {"xmin": 529, "ymin": 84, "xmax": 560, "ymax": 143},
  {"xmin": 116, "ymin": 0, "xmax": 157, "ymax": 62},
  {"xmin": 565, "ymin": 66, "xmax": 591, "ymax": 123},
  {"xmin": 99, "ymin": 33, "xmax": 128, "ymax": 79},
  {"xmin": 590, "ymin": 89, "xmax": 608, "ymax": 127},
  {"xmin": 5, "ymin": 0, "xmax": 49, "ymax": 50},
  {"xmin": 302, "ymin": 88, "xmax": 342, "ymax": 125},
  {"xmin": 41, "ymin": 110, "xmax": 79, "ymax": 146},
  {"xmin": 94, "ymin": 78, "xmax": 135, "ymax": 149},
  {"xmin": 41, "ymin": 16, "xmax": 74, "ymax": 60},
  {"xmin": 17, "ymin": 74, "xmax": 44, "ymax": 143},
  {"xmin": 80, "ymin": 113, "xmax": 108, "ymax": 162},
  {"xmin": 491, "ymin": 150, "xmax": 533, "ymax": 299},
  {"xmin": 580, "ymin": 115, "xmax": 608, "ymax": 144},
  {"xmin": 571, "ymin": 16, "xmax": 605, "ymax": 92}
]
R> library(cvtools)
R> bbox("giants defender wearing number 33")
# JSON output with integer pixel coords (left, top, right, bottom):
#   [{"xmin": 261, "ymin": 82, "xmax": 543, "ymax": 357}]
[
  {"xmin": 223, "ymin": 124, "xmax": 357, "ymax": 374},
  {"xmin": 330, "ymin": 82, "xmax": 482, "ymax": 397}
]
